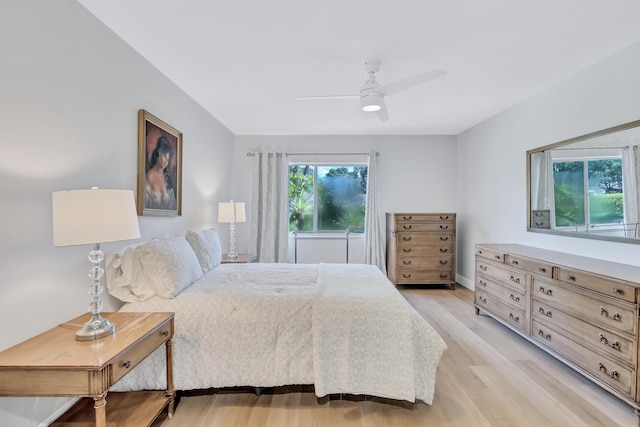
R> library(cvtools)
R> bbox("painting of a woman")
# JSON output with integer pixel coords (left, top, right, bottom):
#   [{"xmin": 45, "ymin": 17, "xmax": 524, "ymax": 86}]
[{"xmin": 137, "ymin": 110, "xmax": 182, "ymax": 216}]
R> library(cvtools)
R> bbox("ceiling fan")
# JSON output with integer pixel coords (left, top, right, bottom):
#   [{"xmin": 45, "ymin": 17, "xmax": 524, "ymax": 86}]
[{"xmin": 295, "ymin": 61, "xmax": 445, "ymax": 122}]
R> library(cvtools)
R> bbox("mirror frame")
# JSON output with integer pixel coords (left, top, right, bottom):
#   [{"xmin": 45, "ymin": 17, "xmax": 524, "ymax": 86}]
[{"xmin": 527, "ymin": 118, "xmax": 640, "ymax": 244}]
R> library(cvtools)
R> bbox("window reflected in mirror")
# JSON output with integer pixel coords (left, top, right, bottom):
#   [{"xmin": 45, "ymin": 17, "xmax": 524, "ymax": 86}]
[{"xmin": 528, "ymin": 119, "xmax": 640, "ymax": 243}]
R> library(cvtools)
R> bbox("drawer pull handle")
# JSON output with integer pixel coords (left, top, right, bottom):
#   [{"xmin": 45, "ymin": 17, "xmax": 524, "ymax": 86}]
[
  {"xmin": 440, "ymin": 225, "xmax": 449, "ymax": 229},
  {"xmin": 538, "ymin": 286, "xmax": 552, "ymax": 295},
  {"xmin": 495, "ymin": 255, "xmax": 501, "ymax": 260},
  {"xmin": 598, "ymin": 363, "xmax": 620, "ymax": 380},
  {"xmin": 611, "ymin": 287, "xmax": 621, "ymax": 294},
  {"xmin": 161, "ymin": 330, "xmax": 169, "ymax": 337},
  {"xmin": 538, "ymin": 307, "xmax": 552, "ymax": 317},
  {"xmin": 402, "ymin": 248, "xmax": 411, "ymax": 253},
  {"xmin": 123, "ymin": 360, "xmax": 131, "ymax": 369},
  {"xmin": 402, "ymin": 236, "xmax": 412, "ymax": 241},
  {"xmin": 538, "ymin": 329, "xmax": 551, "ymax": 340},
  {"xmin": 403, "ymin": 225, "xmax": 412, "ymax": 230},
  {"xmin": 567, "ymin": 275, "xmax": 576, "ymax": 281},
  {"xmin": 440, "ymin": 248, "xmax": 448, "ymax": 253},
  {"xmin": 440, "ymin": 215, "xmax": 449, "ymax": 220},
  {"xmin": 479, "ymin": 280, "xmax": 487, "ymax": 287},
  {"xmin": 403, "ymin": 260, "xmax": 411, "ymax": 265},
  {"xmin": 480, "ymin": 265, "xmax": 487, "ymax": 271},
  {"xmin": 509, "ymin": 313, "xmax": 520, "ymax": 322},
  {"xmin": 439, "ymin": 260, "xmax": 448, "ymax": 265},
  {"xmin": 479, "ymin": 297, "xmax": 487, "ymax": 304},
  {"xmin": 403, "ymin": 216, "xmax": 412, "ymax": 220},
  {"xmin": 440, "ymin": 236, "xmax": 449, "ymax": 241},
  {"xmin": 610, "ymin": 370, "xmax": 620, "ymax": 379},
  {"xmin": 402, "ymin": 274, "xmax": 411, "ymax": 278},
  {"xmin": 439, "ymin": 273, "xmax": 448, "ymax": 278},
  {"xmin": 600, "ymin": 307, "xmax": 622, "ymax": 321},
  {"xmin": 509, "ymin": 275, "xmax": 520, "ymax": 284},
  {"xmin": 538, "ymin": 267, "xmax": 547, "ymax": 273},
  {"xmin": 511, "ymin": 260, "xmax": 519, "ymax": 265},
  {"xmin": 509, "ymin": 294, "xmax": 520, "ymax": 302}
]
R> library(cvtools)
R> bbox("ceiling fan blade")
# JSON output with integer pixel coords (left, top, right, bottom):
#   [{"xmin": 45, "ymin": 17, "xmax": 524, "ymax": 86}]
[
  {"xmin": 382, "ymin": 69, "xmax": 445, "ymax": 96},
  {"xmin": 375, "ymin": 98, "xmax": 389, "ymax": 122},
  {"xmin": 294, "ymin": 95, "xmax": 359, "ymax": 100}
]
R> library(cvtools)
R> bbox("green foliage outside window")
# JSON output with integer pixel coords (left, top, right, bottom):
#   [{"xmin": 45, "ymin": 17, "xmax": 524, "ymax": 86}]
[
  {"xmin": 553, "ymin": 159, "xmax": 623, "ymax": 227},
  {"xmin": 289, "ymin": 165, "xmax": 367, "ymax": 233}
]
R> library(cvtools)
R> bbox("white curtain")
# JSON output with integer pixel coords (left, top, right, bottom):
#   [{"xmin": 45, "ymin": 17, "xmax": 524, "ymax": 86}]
[
  {"xmin": 249, "ymin": 153, "xmax": 289, "ymax": 262},
  {"xmin": 622, "ymin": 146, "xmax": 640, "ymax": 228},
  {"xmin": 531, "ymin": 150, "xmax": 555, "ymax": 227},
  {"xmin": 363, "ymin": 151, "xmax": 386, "ymax": 274}
]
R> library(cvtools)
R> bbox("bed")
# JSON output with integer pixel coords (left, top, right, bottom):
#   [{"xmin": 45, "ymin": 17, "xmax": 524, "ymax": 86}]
[{"xmin": 105, "ymin": 230, "xmax": 447, "ymax": 404}]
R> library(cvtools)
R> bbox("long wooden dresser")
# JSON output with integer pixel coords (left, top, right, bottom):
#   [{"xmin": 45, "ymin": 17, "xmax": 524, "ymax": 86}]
[
  {"xmin": 386, "ymin": 213, "xmax": 456, "ymax": 289},
  {"xmin": 475, "ymin": 243, "xmax": 640, "ymax": 423}
]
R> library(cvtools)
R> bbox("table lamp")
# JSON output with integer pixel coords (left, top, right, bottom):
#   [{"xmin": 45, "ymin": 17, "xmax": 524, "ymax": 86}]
[
  {"xmin": 52, "ymin": 188, "xmax": 140, "ymax": 340},
  {"xmin": 218, "ymin": 201, "xmax": 246, "ymax": 260}
]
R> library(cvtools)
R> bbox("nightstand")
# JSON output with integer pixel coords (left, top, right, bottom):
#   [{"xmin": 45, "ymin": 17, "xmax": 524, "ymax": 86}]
[
  {"xmin": 221, "ymin": 253, "xmax": 257, "ymax": 263},
  {"xmin": 0, "ymin": 312, "xmax": 175, "ymax": 427}
]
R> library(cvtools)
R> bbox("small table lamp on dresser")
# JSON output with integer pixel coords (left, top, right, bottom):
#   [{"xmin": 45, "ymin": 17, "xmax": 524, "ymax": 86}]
[{"xmin": 52, "ymin": 187, "xmax": 140, "ymax": 341}]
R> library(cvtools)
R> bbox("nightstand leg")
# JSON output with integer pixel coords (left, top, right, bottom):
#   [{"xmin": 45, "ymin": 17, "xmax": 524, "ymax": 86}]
[
  {"xmin": 93, "ymin": 392, "xmax": 107, "ymax": 427},
  {"xmin": 165, "ymin": 338, "xmax": 175, "ymax": 419}
]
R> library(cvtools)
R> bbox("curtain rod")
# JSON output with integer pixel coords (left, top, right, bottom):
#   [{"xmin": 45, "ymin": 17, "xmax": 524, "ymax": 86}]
[
  {"xmin": 247, "ymin": 151, "xmax": 380, "ymax": 157},
  {"xmin": 550, "ymin": 146, "xmax": 634, "ymax": 151}
]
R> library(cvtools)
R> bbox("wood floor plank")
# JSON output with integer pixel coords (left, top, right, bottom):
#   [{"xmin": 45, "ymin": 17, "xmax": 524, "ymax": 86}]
[{"xmin": 152, "ymin": 287, "xmax": 638, "ymax": 427}]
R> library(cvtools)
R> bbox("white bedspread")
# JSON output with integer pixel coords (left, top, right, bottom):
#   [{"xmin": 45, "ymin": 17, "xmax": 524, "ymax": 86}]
[
  {"xmin": 113, "ymin": 263, "xmax": 446, "ymax": 404},
  {"xmin": 313, "ymin": 263, "xmax": 446, "ymax": 404}
]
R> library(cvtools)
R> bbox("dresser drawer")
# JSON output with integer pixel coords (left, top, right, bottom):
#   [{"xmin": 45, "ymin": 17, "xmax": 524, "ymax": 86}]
[
  {"xmin": 399, "ymin": 244, "xmax": 453, "ymax": 256},
  {"xmin": 476, "ymin": 260, "xmax": 526, "ymax": 292},
  {"xmin": 533, "ymin": 300, "xmax": 635, "ymax": 365},
  {"xmin": 475, "ymin": 246, "xmax": 505, "ymax": 263},
  {"xmin": 396, "ymin": 222, "xmax": 455, "ymax": 232},
  {"xmin": 396, "ymin": 213, "xmax": 454, "ymax": 223},
  {"xmin": 556, "ymin": 266, "xmax": 637, "ymax": 303},
  {"xmin": 111, "ymin": 321, "xmax": 173, "ymax": 384},
  {"xmin": 476, "ymin": 289, "xmax": 526, "ymax": 332},
  {"xmin": 532, "ymin": 319, "xmax": 634, "ymax": 398},
  {"xmin": 476, "ymin": 276, "xmax": 525, "ymax": 310},
  {"xmin": 533, "ymin": 278, "xmax": 636, "ymax": 335},
  {"xmin": 395, "ymin": 232, "xmax": 453, "ymax": 245},
  {"xmin": 396, "ymin": 269, "xmax": 453, "ymax": 284},
  {"xmin": 397, "ymin": 255, "xmax": 453, "ymax": 269},
  {"xmin": 504, "ymin": 254, "xmax": 553, "ymax": 278}
]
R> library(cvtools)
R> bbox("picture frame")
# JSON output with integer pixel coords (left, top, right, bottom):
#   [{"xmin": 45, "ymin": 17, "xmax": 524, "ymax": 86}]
[{"xmin": 137, "ymin": 109, "xmax": 183, "ymax": 216}]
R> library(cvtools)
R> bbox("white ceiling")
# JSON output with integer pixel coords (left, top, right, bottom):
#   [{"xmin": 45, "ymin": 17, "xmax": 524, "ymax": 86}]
[{"xmin": 78, "ymin": 0, "xmax": 640, "ymax": 136}]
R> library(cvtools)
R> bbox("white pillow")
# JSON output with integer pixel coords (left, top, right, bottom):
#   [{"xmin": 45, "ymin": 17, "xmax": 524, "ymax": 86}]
[
  {"xmin": 106, "ymin": 243, "xmax": 156, "ymax": 303},
  {"xmin": 135, "ymin": 235, "xmax": 203, "ymax": 298},
  {"xmin": 186, "ymin": 229, "xmax": 222, "ymax": 272}
]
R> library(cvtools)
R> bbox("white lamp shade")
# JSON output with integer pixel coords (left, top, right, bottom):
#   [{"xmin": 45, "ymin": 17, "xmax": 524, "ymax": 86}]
[
  {"xmin": 218, "ymin": 201, "xmax": 246, "ymax": 223},
  {"xmin": 52, "ymin": 188, "xmax": 141, "ymax": 247}
]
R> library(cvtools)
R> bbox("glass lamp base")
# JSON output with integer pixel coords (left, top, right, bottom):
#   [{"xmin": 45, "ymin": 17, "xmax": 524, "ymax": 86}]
[{"xmin": 75, "ymin": 315, "xmax": 116, "ymax": 341}]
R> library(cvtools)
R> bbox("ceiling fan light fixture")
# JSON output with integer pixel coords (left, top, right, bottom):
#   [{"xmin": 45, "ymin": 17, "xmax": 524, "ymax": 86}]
[{"xmin": 361, "ymin": 93, "xmax": 383, "ymax": 112}]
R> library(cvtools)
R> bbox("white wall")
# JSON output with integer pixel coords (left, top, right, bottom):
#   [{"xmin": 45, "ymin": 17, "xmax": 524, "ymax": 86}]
[
  {"xmin": 0, "ymin": 1, "xmax": 234, "ymax": 425},
  {"xmin": 457, "ymin": 41, "xmax": 640, "ymax": 288},
  {"xmin": 232, "ymin": 135, "xmax": 460, "ymax": 261}
]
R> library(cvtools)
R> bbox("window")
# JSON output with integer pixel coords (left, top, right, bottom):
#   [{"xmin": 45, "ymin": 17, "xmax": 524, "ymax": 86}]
[
  {"xmin": 288, "ymin": 164, "xmax": 367, "ymax": 233},
  {"xmin": 553, "ymin": 158, "xmax": 623, "ymax": 227}
]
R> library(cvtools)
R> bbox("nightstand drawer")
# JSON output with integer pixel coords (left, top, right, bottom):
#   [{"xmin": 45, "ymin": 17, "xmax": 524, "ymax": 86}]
[{"xmin": 112, "ymin": 320, "xmax": 173, "ymax": 383}]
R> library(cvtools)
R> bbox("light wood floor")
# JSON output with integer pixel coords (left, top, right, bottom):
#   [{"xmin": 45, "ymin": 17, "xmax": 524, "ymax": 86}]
[{"xmin": 152, "ymin": 287, "xmax": 637, "ymax": 427}]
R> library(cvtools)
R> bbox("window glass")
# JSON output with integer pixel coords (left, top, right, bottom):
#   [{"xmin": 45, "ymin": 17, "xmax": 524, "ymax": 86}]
[
  {"xmin": 553, "ymin": 158, "xmax": 623, "ymax": 227},
  {"xmin": 289, "ymin": 164, "xmax": 367, "ymax": 232}
]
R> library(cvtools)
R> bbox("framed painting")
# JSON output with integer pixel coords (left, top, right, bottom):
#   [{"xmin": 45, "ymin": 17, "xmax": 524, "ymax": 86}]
[{"xmin": 137, "ymin": 109, "xmax": 183, "ymax": 216}]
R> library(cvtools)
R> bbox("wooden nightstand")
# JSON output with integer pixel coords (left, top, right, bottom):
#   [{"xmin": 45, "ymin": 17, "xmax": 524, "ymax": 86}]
[
  {"xmin": 221, "ymin": 253, "xmax": 257, "ymax": 263},
  {"xmin": 0, "ymin": 312, "xmax": 175, "ymax": 427}
]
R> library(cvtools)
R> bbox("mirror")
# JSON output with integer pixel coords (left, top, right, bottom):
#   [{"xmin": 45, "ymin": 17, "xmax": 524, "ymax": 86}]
[{"xmin": 527, "ymin": 119, "xmax": 640, "ymax": 244}]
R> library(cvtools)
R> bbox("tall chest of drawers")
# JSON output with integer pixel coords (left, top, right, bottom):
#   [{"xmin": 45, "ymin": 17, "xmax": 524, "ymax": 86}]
[
  {"xmin": 475, "ymin": 243, "xmax": 640, "ymax": 424},
  {"xmin": 386, "ymin": 213, "xmax": 456, "ymax": 289}
]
